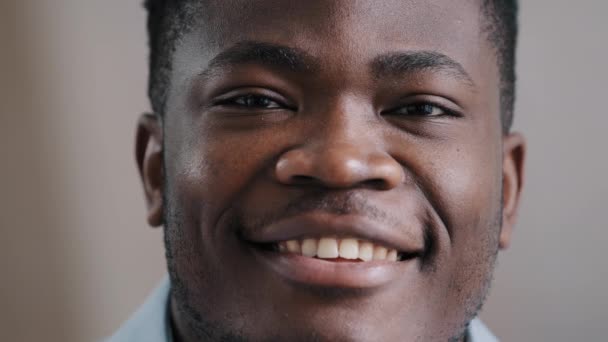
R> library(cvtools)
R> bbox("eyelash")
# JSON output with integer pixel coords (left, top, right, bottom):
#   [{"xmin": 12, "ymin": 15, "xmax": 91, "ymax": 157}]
[
  {"xmin": 215, "ymin": 94, "xmax": 461, "ymax": 118},
  {"xmin": 383, "ymin": 102, "xmax": 461, "ymax": 118},
  {"xmin": 215, "ymin": 94, "xmax": 288, "ymax": 110}
]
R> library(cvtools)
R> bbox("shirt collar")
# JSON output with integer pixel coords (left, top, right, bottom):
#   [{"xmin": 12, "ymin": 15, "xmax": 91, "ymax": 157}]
[
  {"xmin": 105, "ymin": 276, "xmax": 172, "ymax": 342},
  {"xmin": 467, "ymin": 317, "xmax": 499, "ymax": 342}
]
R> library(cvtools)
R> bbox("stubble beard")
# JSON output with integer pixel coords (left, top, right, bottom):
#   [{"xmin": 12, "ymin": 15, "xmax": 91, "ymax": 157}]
[{"xmin": 160, "ymin": 170, "xmax": 502, "ymax": 342}]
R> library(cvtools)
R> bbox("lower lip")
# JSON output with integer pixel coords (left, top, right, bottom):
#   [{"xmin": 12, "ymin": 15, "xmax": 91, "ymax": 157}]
[{"xmin": 250, "ymin": 246, "xmax": 418, "ymax": 289}]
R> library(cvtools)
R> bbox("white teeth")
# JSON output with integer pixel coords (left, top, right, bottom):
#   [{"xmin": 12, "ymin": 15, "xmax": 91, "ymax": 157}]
[
  {"xmin": 275, "ymin": 237, "xmax": 403, "ymax": 262},
  {"xmin": 373, "ymin": 246, "xmax": 388, "ymax": 260},
  {"xmin": 339, "ymin": 238, "xmax": 359, "ymax": 259},
  {"xmin": 286, "ymin": 240, "xmax": 301, "ymax": 253},
  {"xmin": 301, "ymin": 238, "xmax": 318, "ymax": 257},
  {"xmin": 317, "ymin": 238, "xmax": 339, "ymax": 258},
  {"xmin": 358, "ymin": 242, "xmax": 374, "ymax": 261},
  {"xmin": 387, "ymin": 249, "xmax": 398, "ymax": 262}
]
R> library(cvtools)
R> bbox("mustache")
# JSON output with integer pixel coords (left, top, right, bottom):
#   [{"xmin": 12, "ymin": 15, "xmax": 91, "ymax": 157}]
[{"xmin": 235, "ymin": 191, "xmax": 402, "ymax": 233}]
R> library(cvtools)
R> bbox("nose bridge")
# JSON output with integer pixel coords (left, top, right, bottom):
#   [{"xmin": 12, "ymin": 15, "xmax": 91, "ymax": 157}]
[
  {"xmin": 310, "ymin": 95, "xmax": 370, "ymax": 147},
  {"xmin": 275, "ymin": 97, "xmax": 405, "ymax": 189}
]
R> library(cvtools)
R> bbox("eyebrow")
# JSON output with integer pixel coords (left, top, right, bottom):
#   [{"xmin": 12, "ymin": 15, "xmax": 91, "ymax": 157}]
[
  {"xmin": 371, "ymin": 51, "xmax": 475, "ymax": 87},
  {"xmin": 200, "ymin": 41, "xmax": 475, "ymax": 88},
  {"xmin": 200, "ymin": 41, "xmax": 318, "ymax": 78}
]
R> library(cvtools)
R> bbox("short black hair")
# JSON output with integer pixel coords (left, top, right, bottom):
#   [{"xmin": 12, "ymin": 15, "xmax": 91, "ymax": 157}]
[{"xmin": 144, "ymin": 0, "xmax": 518, "ymax": 132}]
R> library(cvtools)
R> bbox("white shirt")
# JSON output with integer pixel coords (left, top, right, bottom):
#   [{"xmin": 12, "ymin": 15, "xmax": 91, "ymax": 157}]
[{"xmin": 107, "ymin": 276, "xmax": 498, "ymax": 342}]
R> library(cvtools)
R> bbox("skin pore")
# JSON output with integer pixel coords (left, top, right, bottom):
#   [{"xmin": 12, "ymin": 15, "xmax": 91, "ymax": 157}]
[{"xmin": 136, "ymin": 0, "xmax": 525, "ymax": 341}]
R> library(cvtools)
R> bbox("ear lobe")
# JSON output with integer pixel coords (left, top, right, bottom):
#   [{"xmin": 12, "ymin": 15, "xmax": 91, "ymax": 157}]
[
  {"xmin": 135, "ymin": 113, "xmax": 164, "ymax": 227},
  {"xmin": 499, "ymin": 132, "xmax": 526, "ymax": 249}
]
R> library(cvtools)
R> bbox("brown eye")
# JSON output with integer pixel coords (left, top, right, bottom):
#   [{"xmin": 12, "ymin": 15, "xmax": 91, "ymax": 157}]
[
  {"xmin": 222, "ymin": 94, "xmax": 282, "ymax": 109},
  {"xmin": 390, "ymin": 103, "xmax": 448, "ymax": 117}
]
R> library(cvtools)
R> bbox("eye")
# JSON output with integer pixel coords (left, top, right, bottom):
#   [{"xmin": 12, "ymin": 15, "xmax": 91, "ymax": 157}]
[
  {"xmin": 386, "ymin": 103, "xmax": 454, "ymax": 117},
  {"xmin": 217, "ymin": 94, "xmax": 284, "ymax": 109}
]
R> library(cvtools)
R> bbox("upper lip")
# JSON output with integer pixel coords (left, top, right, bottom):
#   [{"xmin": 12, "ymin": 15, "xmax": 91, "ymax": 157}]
[{"xmin": 242, "ymin": 211, "xmax": 425, "ymax": 255}]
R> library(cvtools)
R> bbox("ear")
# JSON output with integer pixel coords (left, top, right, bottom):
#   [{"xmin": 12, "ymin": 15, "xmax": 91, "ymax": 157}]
[
  {"xmin": 499, "ymin": 132, "xmax": 526, "ymax": 249},
  {"xmin": 135, "ymin": 113, "xmax": 164, "ymax": 227}
]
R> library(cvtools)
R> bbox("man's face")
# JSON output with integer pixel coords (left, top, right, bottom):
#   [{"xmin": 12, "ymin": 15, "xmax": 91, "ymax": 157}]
[{"xmin": 137, "ymin": 0, "xmax": 525, "ymax": 341}]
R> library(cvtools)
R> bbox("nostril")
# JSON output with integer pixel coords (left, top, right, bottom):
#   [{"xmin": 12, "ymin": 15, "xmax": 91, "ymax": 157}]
[
  {"xmin": 364, "ymin": 178, "xmax": 391, "ymax": 190},
  {"xmin": 275, "ymin": 147, "xmax": 404, "ymax": 190},
  {"xmin": 291, "ymin": 175, "xmax": 317, "ymax": 185}
]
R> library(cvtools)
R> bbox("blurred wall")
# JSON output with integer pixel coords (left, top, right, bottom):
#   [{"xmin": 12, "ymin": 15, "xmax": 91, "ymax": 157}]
[
  {"xmin": 481, "ymin": 1, "xmax": 608, "ymax": 340},
  {"xmin": 0, "ymin": 1, "xmax": 165, "ymax": 341},
  {"xmin": 0, "ymin": 1, "xmax": 606, "ymax": 341}
]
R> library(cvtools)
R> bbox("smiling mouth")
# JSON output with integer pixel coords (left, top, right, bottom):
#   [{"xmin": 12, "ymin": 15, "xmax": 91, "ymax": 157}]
[
  {"xmin": 257, "ymin": 236, "xmax": 416, "ymax": 262},
  {"xmin": 249, "ymin": 236, "xmax": 420, "ymax": 289},
  {"xmin": 242, "ymin": 211, "xmax": 424, "ymax": 288}
]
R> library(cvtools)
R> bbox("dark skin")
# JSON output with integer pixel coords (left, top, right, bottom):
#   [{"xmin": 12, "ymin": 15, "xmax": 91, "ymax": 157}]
[{"xmin": 137, "ymin": 0, "xmax": 525, "ymax": 341}]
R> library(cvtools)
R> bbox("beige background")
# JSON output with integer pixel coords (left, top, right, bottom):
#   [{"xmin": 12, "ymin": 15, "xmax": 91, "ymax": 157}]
[{"xmin": 0, "ymin": 1, "xmax": 606, "ymax": 341}]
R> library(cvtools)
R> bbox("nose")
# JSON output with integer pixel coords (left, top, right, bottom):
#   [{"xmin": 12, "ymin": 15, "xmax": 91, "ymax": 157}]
[{"xmin": 275, "ymin": 131, "xmax": 404, "ymax": 191}]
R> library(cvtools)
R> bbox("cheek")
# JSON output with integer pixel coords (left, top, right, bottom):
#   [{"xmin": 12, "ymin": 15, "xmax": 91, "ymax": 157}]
[
  {"xmin": 164, "ymin": 120, "xmax": 283, "ymax": 229},
  {"xmin": 437, "ymin": 143, "xmax": 503, "ymax": 258},
  {"xmin": 425, "ymin": 117, "xmax": 503, "ymax": 241},
  {"xmin": 440, "ymin": 148, "xmax": 502, "ymax": 233},
  {"xmin": 427, "ymin": 137, "xmax": 503, "ymax": 314},
  {"xmin": 162, "ymin": 123, "xmax": 286, "ymax": 322}
]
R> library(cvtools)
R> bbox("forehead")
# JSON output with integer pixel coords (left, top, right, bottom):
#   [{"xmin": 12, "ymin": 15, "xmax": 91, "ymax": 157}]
[
  {"xmin": 188, "ymin": 0, "xmax": 485, "ymax": 58},
  {"xmin": 203, "ymin": 0, "xmax": 481, "ymax": 45},
  {"xmin": 170, "ymin": 0, "xmax": 497, "ymax": 105}
]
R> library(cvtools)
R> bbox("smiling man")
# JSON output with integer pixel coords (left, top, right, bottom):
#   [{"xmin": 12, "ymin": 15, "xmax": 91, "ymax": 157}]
[{"xmin": 109, "ymin": 0, "xmax": 525, "ymax": 341}]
